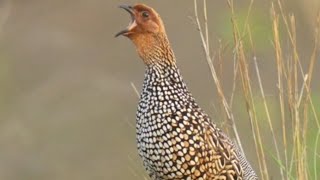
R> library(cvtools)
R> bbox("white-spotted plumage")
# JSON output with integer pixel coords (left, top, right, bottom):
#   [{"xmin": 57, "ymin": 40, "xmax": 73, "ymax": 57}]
[
  {"xmin": 136, "ymin": 62, "xmax": 258, "ymax": 179},
  {"xmin": 117, "ymin": 3, "xmax": 258, "ymax": 180}
]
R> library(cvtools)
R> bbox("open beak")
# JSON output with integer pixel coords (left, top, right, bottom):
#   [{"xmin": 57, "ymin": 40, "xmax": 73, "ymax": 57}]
[{"xmin": 115, "ymin": 5, "xmax": 136, "ymax": 37}]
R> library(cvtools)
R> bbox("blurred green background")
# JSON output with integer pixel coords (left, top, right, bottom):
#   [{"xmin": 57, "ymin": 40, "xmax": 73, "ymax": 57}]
[{"xmin": 0, "ymin": 0, "xmax": 319, "ymax": 179}]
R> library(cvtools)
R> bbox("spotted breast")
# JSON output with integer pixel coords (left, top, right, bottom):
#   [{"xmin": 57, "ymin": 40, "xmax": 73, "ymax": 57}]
[{"xmin": 116, "ymin": 3, "xmax": 258, "ymax": 180}]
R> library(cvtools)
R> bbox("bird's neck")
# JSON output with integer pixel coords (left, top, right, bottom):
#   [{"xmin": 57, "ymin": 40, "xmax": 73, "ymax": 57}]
[
  {"xmin": 146, "ymin": 61, "xmax": 179, "ymax": 79},
  {"xmin": 143, "ymin": 61, "xmax": 189, "ymax": 96},
  {"xmin": 130, "ymin": 32, "xmax": 176, "ymax": 66}
]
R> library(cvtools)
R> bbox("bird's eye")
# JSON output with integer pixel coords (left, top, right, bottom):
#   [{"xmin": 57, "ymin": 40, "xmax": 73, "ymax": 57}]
[{"xmin": 142, "ymin": 11, "xmax": 149, "ymax": 18}]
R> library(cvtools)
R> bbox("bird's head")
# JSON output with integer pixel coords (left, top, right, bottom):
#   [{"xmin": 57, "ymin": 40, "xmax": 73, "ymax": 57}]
[
  {"xmin": 116, "ymin": 4, "xmax": 174, "ymax": 65},
  {"xmin": 115, "ymin": 4, "xmax": 165, "ymax": 38}
]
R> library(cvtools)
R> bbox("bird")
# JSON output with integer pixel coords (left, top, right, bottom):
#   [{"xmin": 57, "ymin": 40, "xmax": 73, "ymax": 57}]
[{"xmin": 116, "ymin": 3, "xmax": 258, "ymax": 180}]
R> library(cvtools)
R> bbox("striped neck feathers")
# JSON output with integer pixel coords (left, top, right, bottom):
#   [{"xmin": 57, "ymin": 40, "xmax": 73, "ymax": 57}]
[{"xmin": 130, "ymin": 32, "xmax": 175, "ymax": 66}]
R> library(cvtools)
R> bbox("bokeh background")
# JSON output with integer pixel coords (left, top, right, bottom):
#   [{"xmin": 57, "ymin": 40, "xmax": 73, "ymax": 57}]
[{"xmin": 0, "ymin": 0, "xmax": 319, "ymax": 179}]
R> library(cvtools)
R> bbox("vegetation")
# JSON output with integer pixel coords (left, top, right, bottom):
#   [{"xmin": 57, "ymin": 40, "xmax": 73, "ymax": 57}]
[{"xmin": 193, "ymin": 0, "xmax": 320, "ymax": 179}]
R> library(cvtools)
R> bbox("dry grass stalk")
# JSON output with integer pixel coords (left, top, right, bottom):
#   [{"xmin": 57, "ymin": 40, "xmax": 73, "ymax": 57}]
[
  {"xmin": 192, "ymin": 0, "xmax": 320, "ymax": 179},
  {"xmin": 193, "ymin": 0, "xmax": 246, "ymax": 155},
  {"xmin": 271, "ymin": 3, "xmax": 289, "ymax": 179},
  {"xmin": 227, "ymin": 0, "xmax": 270, "ymax": 179}
]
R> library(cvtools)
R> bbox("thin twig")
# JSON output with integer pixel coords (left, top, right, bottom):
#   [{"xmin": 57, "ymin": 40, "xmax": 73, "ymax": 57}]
[
  {"xmin": 254, "ymin": 56, "xmax": 284, "ymax": 180},
  {"xmin": 193, "ymin": 0, "xmax": 245, "ymax": 154},
  {"xmin": 131, "ymin": 82, "xmax": 140, "ymax": 97},
  {"xmin": 271, "ymin": 4, "xmax": 289, "ymax": 179}
]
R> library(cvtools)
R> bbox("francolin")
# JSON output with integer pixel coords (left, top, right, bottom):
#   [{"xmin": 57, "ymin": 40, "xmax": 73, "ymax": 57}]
[{"xmin": 116, "ymin": 3, "xmax": 258, "ymax": 180}]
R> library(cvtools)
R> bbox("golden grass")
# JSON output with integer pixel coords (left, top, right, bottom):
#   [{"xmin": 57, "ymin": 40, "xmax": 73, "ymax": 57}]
[{"xmin": 193, "ymin": 0, "xmax": 320, "ymax": 179}]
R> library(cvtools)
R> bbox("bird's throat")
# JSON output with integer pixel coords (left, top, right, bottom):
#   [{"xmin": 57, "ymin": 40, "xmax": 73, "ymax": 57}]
[{"xmin": 129, "ymin": 33, "xmax": 175, "ymax": 66}]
